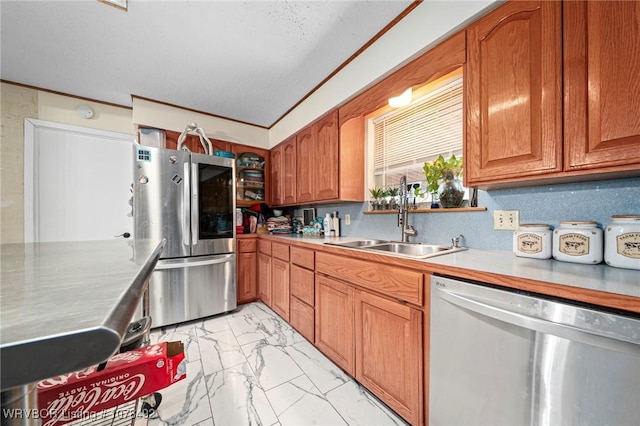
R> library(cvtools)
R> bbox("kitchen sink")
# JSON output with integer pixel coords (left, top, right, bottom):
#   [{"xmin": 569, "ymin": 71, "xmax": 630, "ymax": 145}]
[
  {"xmin": 325, "ymin": 240, "xmax": 466, "ymax": 259},
  {"xmin": 325, "ymin": 239, "xmax": 389, "ymax": 248},
  {"xmin": 364, "ymin": 242, "xmax": 463, "ymax": 258}
]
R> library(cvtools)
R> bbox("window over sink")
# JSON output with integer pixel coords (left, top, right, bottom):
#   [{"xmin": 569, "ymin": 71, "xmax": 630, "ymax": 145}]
[{"xmin": 367, "ymin": 68, "xmax": 464, "ymax": 204}]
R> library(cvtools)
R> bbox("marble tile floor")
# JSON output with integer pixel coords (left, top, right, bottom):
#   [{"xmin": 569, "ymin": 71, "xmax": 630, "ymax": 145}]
[{"xmin": 134, "ymin": 302, "xmax": 409, "ymax": 426}]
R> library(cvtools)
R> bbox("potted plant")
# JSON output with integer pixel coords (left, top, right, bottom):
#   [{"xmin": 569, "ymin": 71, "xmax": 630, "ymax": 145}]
[
  {"xmin": 369, "ymin": 187, "xmax": 384, "ymax": 210},
  {"xmin": 423, "ymin": 154, "xmax": 464, "ymax": 208},
  {"xmin": 386, "ymin": 187, "xmax": 399, "ymax": 209}
]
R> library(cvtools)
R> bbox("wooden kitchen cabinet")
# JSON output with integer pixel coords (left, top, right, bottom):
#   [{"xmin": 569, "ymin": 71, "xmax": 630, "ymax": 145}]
[
  {"xmin": 258, "ymin": 240, "xmax": 272, "ymax": 306},
  {"xmin": 232, "ymin": 144, "xmax": 269, "ymax": 207},
  {"xmin": 315, "ymin": 274, "xmax": 355, "ymax": 375},
  {"xmin": 164, "ymin": 129, "xmax": 232, "ymax": 154},
  {"xmin": 563, "ymin": 0, "xmax": 640, "ymax": 173},
  {"xmin": 313, "ymin": 111, "xmax": 339, "ymax": 201},
  {"xmin": 289, "ymin": 246, "xmax": 315, "ymax": 342},
  {"xmin": 355, "ymin": 290, "xmax": 423, "ymax": 425},
  {"xmin": 271, "ymin": 243, "xmax": 290, "ymax": 321},
  {"xmin": 465, "ymin": 0, "xmax": 563, "ymax": 186},
  {"xmin": 270, "ymin": 144, "xmax": 283, "ymax": 206},
  {"xmin": 296, "ymin": 128, "xmax": 314, "ymax": 203},
  {"xmin": 269, "ymin": 110, "xmax": 364, "ymax": 206},
  {"xmin": 282, "ymin": 137, "xmax": 297, "ymax": 205},
  {"xmin": 237, "ymin": 237, "xmax": 258, "ymax": 304}
]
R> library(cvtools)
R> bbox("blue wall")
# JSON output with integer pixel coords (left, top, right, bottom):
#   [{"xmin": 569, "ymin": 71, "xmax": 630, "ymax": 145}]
[{"xmin": 304, "ymin": 177, "xmax": 640, "ymax": 251}]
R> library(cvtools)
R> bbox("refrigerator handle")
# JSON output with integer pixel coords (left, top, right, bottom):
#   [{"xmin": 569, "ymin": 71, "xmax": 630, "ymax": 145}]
[
  {"xmin": 155, "ymin": 255, "xmax": 234, "ymax": 270},
  {"xmin": 191, "ymin": 163, "xmax": 199, "ymax": 245},
  {"xmin": 183, "ymin": 161, "xmax": 191, "ymax": 247},
  {"xmin": 436, "ymin": 287, "xmax": 640, "ymax": 356}
]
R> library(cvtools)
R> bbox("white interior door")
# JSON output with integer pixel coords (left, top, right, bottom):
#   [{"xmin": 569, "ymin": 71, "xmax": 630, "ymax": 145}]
[{"xmin": 24, "ymin": 119, "xmax": 135, "ymax": 242}]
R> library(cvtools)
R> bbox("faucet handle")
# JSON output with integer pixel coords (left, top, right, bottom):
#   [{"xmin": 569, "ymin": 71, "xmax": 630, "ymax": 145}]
[{"xmin": 451, "ymin": 234, "xmax": 464, "ymax": 248}]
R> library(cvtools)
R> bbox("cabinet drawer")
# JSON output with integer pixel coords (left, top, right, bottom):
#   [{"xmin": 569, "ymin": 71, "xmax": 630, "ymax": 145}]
[
  {"xmin": 316, "ymin": 252, "xmax": 423, "ymax": 306},
  {"xmin": 237, "ymin": 237, "xmax": 257, "ymax": 253},
  {"xmin": 258, "ymin": 239, "xmax": 271, "ymax": 255},
  {"xmin": 290, "ymin": 296, "xmax": 314, "ymax": 343},
  {"xmin": 272, "ymin": 243, "xmax": 290, "ymax": 261},
  {"xmin": 291, "ymin": 246, "xmax": 314, "ymax": 270},
  {"xmin": 290, "ymin": 264, "xmax": 314, "ymax": 306}
]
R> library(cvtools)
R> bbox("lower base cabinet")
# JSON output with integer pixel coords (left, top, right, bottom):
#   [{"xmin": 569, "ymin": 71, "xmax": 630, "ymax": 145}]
[
  {"xmin": 258, "ymin": 252, "xmax": 272, "ymax": 306},
  {"xmin": 355, "ymin": 290, "xmax": 423, "ymax": 425},
  {"xmin": 315, "ymin": 274, "xmax": 355, "ymax": 375},
  {"xmin": 271, "ymin": 257, "xmax": 290, "ymax": 321}
]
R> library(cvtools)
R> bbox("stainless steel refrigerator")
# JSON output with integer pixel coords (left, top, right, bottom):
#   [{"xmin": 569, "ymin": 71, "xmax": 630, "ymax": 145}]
[{"xmin": 133, "ymin": 145, "xmax": 237, "ymax": 328}]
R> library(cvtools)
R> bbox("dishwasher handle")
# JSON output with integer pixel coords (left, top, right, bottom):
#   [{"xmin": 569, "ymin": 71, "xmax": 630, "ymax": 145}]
[{"xmin": 436, "ymin": 287, "xmax": 640, "ymax": 357}]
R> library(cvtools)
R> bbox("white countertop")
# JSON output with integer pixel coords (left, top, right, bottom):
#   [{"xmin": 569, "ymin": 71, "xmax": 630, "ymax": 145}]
[
  {"xmin": 0, "ymin": 238, "xmax": 165, "ymax": 390},
  {"xmin": 269, "ymin": 235, "xmax": 640, "ymax": 299}
]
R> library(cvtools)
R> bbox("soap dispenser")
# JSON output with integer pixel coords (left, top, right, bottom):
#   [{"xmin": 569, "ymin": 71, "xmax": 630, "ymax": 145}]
[{"xmin": 323, "ymin": 213, "xmax": 332, "ymax": 239}]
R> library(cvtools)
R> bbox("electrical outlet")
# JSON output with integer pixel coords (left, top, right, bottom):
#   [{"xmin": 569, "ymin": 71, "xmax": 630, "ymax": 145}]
[
  {"xmin": 493, "ymin": 210, "xmax": 519, "ymax": 230},
  {"xmin": 344, "ymin": 214, "xmax": 351, "ymax": 225}
]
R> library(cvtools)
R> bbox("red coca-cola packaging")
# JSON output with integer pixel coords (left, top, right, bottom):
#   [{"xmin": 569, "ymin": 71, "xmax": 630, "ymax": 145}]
[{"xmin": 37, "ymin": 341, "xmax": 186, "ymax": 426}]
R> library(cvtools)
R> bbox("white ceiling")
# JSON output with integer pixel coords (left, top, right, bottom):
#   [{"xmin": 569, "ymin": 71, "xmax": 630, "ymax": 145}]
[{"xmin": 0, "ymin": 0, "xmax": 414, "ymax": 128}]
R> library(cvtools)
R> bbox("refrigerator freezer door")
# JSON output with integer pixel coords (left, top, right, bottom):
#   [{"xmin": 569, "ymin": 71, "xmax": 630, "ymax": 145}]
[
  {"xmin": 134, "ymin": 146, "xmax": 191, "ymax": 258},
  {"xmin": 190, "ymin": 152, "xmax": 235, "ymax": 256},
  {"xmin": 149, "ymin": 254, "xmax": 237, "ymax": 328}
]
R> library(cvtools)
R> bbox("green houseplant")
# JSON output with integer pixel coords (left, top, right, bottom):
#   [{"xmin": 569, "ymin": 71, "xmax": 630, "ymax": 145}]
[
  {"xmin": 369, "ymin": 187, "xmax": 385, "ymax": 210},
  {"xmin": 423, "ymin": 154, "xmax": 464, "ymax": 208},
  {"xmin": 386, "ymin": 187, "xmax": 399, "ymax": 209}
]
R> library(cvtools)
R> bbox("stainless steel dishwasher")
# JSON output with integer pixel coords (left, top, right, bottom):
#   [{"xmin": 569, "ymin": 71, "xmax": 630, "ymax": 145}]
[{"xmin": 429, "ymin": 275, "xmax": 640, "ymax": 426}]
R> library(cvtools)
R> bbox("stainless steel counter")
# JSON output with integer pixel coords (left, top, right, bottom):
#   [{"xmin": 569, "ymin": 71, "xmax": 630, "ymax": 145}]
[{"xmin": 0, "ymin": 238, "xmax": 165, "ymax": 391}]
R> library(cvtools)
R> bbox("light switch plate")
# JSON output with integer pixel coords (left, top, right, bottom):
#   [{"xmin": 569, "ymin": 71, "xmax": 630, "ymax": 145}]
[
  {"xmin": 344, "ymin": 214, "xmax": 351, "ymax": 225},
  {"xmin": 493, "ymin": 210, "xmax": 519, "ymax": 230}
]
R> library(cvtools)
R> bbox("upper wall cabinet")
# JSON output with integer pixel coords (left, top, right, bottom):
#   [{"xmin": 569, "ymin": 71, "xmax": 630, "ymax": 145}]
[
  {"xmin": 563, "ymin": 0, "xmax": 640, "ymax": 172},
  {"xmin": 232, "ymin": 143, "xmax": 270, "ymax": 207},
  {"xmin": 465, "ymin": 0, "xmax": 640, "ymax": 188},
  {"xmin": 272, "ymin": 111, "xmax": 364, "ymax": 206},
  {"xmin": 465, "ymin": 0, "xmax": 563, "ymax": 187}
]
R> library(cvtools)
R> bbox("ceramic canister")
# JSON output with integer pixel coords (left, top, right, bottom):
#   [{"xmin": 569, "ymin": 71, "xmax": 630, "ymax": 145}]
[
  {"xmin": 605, "ymin": 215, "xmax": 640, "ymax": 270},
  {"xmin": 553, "ymin": 221, "xmax": 603, "ymax": 264},
  {"xmin": 513, "ymin": 224, "xmax": 552, "ymax": 259}
]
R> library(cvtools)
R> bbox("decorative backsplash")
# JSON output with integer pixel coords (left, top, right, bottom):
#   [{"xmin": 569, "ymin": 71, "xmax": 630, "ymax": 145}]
[{"xmin": 305, "ymin": 177, "xmax": 640, "ymax": 251}]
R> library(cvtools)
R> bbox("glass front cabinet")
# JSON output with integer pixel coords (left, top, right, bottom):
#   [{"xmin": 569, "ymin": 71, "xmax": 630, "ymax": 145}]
[{"xmin": 233, "ymin": 145, "xmax": 269, "ymax": 207}]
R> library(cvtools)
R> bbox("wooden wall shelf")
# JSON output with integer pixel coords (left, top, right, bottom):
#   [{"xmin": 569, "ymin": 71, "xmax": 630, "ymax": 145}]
[{"xmin": 363, "ymin": 207, "xmax": 486, "ymax": 215}]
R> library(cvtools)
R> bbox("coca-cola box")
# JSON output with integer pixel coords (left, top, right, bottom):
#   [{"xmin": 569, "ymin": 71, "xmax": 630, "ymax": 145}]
[{"xmin": 37, "ymin": 341, "xmax": 186, "ymax": 426}]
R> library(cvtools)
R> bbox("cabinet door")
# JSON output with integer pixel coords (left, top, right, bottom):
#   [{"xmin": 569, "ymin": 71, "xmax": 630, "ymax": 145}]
[
  {"xmin": 271, "ymin": 258, "xmax": 290, "ymax": 321},
  {"xmin": 282, "ymin": 137, "xmax": 297, "ymax": 205},
  {"xmin": 233, "ymin": 144, "xmax": 270, "ymax": 206},
  {"xmin": 296, "ymin": 128, "xmax": 314, "ymax": 203},
  {"xmin": 315, "ymin": 274, "xmax": 355, "ymax": 375},
  {"xmin": 258, "ymin": 252, "xmax": 272, "ymax": 306},
  {"xmin": 355, "ymin": 290, "xmax": 423, "ymax": 425},
  {"xmin": 237, "ymin": 252, "xmax": 257, "ymax": 304},
  {"xmin": 465, "ymin": 0, "xmax": 562, "ymax": 185},
  {"xmin": 270, "ymin": 145, "xmax": 283, "ymax": 206},
  {"xmin": 564, "ymin": 0, "xmax": 640, "ymax": 172},
  {"xmin": 314, "ymin": 111, "xmax": 339, "ymax": 201}
]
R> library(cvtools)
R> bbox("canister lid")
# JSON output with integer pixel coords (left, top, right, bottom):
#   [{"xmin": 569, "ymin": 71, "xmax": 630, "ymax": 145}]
[
  {"xmin": 518, "ymin": 223, "xmax": 550, "ymax": 229},
  {"xmin": 559, "ymin": 221, "xmax": 597, "ymax": 226},
  {"xmin": 611, "ymin": 214, "xmax": 640, "ymax": 220}
]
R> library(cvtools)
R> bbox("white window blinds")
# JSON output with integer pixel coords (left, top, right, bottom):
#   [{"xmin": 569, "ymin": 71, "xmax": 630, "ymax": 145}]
[{"xmin": 372, "ymin": 74, "xmax": 463, "ymax": 189}]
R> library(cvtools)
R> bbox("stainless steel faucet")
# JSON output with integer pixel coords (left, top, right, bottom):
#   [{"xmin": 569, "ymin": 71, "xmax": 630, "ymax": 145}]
[{"xmin": 398, "ymin": 176, "xmax": 417, "ymax": 242}]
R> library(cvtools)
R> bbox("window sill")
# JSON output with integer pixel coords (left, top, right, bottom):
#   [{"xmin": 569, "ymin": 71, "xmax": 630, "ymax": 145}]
[{"xmin": 363, "ymin": 206, "xmax": 486, "ymax": 214}]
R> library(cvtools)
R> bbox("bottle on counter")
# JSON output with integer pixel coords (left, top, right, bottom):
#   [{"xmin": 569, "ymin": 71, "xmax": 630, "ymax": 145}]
[
  {"xmin": 323, "ymin": 213, "xmax": 332, "ymax": 239},
  {"xmin": 513, "ymin": 224, "xmax": 552, "ymax": 259},
  {"xmin": 553, "ymin": 221, "xmax": 603, "ymax": 264},
  {"xmin": 605, "ymin": 215, "xmax": 640, "ymax": 270},
  {"xmin": 332, "ymin": 211, "xmax": 340, "ymax": 237}
]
